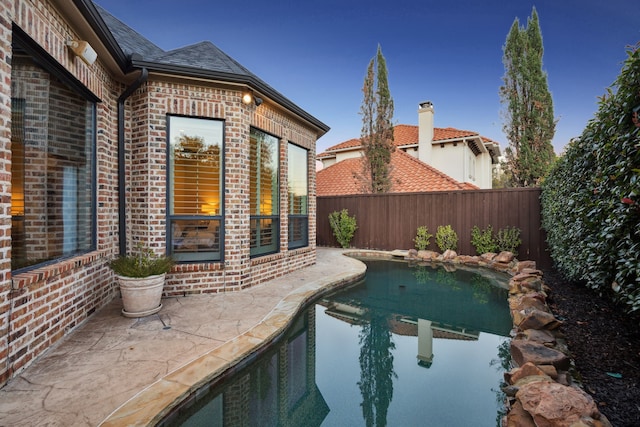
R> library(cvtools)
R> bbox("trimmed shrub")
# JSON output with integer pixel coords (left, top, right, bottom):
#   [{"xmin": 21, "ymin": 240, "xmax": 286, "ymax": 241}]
[
  {"xmin": 413, "ymin": 226, "xmax": 433, "ymax": 250},
  {"xmin": 471, "ymin": 225, "xmax": 498, "ymax": 255},
  {"xmin": 496, "ymin": 226, "xmax": 522, "ymax": 256},
  {"xmin": 328, "ymin": 209, "xmax": 358, "ymax": 248},
  {"xmin": 541, "ymin": 44, "xmax": 640, "ymax": 312},
  {"xmin": 435, "ymin": 225, "xmax": 458, "ymax": 252}
]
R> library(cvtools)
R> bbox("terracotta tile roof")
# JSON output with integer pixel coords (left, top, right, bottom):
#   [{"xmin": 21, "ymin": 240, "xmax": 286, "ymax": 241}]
[
  {"xmin": 318, "ymin": 125, "xmax": 483, "ymax": 158},
  {"xmin": 316, "ymin": 150, "xmax": 476, "ymax": 196}
]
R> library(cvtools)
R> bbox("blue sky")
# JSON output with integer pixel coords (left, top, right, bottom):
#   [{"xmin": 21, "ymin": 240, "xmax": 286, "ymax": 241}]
[{"xmin": 95, "ymin": 0, "xmax": 639, "ymax": 154}]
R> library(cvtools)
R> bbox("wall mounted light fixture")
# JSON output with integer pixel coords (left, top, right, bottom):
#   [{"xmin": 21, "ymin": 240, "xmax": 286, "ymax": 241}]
[
  {"xmin": 66, "ymin": 40, "xmax": 97, "ymax": 66},
  {"xmin": 242, "ymin": 90, "xmax": 263, "ymax": 106}
]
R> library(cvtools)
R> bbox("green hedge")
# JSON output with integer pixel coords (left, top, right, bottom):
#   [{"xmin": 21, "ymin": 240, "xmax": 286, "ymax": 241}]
[{"xmin": 541, "ymin": 44, "xmax": 640, "ymax": 312}]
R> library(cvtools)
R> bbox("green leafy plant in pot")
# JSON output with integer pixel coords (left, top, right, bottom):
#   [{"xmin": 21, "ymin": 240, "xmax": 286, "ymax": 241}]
[{"xmin": 109, "ymin": 245, "xmax": 174, "ymax": 318}]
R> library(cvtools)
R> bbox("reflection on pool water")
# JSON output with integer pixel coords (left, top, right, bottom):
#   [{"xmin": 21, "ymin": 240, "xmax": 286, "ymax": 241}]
[{"xmin": 163, "ymin": 259, "xmax": 513, "ymax": 427}]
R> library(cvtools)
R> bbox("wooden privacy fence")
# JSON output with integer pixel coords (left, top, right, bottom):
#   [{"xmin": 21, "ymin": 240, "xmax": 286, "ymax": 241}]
[{"xmin": 316, "ymin": 188, "xmax": 552, "ymax": 269}]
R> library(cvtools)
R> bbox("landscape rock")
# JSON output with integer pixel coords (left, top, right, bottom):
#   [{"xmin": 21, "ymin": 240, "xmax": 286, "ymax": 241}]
[
  {"xmin": 521, "ymin": 267, "xmax": 543, "ymax": 277},
  {"xmin": 506, "ymin": 400, "xmax": 537, "ymax": 427},
  {"xmin": 480, "ymin": 252, "xmax": 497, "ymax": 261},
  {"xmin": 516, "ymin": 381, "xmax": 600, "ymax": 427},
  {"xmin": 521, "ymin": 328, "xmax": 557, "ymax": 345},
  {"xmin": 495, "ymin": 251, "xmax": 515, "ymax": 263},
  {"xmin": 510, "ymin": 294, "xmax": 548, "ymax": 312},
  {"xmin": 516, "ymin": 260, "xmax": 537, "ymax": 272},
  {"xmin": 442, "ymin": 249, "xmax": 457, "ymax": 260},
  {"xmin": 403, "ymin": 247, "xmax": 613, "ymax": 425},
  {"xmin": 510, "ymin": 340, "xmax": 571, "ymax": 370},
  {"xmin": 506, "ymin": 362, "xmax": 551, "ymax": 385},
  {"xmin": 515, "ymin": 308, "xmax": 562, "ymax": 331}
]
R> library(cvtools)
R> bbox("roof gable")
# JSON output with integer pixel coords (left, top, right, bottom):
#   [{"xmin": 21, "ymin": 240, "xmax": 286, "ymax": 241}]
[
  {"xmin": 319, "ymin": 125, "xmax": 484, "ymax": 156},
  {"xmin": 155, "ymin": 41, "xmax": 252, "ymax": 75}
]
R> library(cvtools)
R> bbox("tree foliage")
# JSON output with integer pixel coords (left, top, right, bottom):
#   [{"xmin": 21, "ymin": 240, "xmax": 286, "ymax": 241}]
[
  {"xmin": 360, "ymin": 45, "xmax": 395, "ymax": 193},
  {"xmin": 500, "ymin": 7, "xmax": 556, "ymax": 187},
  {"xmin": 541, "ymin": 44, "xmax": 640, "ymax": 313}
]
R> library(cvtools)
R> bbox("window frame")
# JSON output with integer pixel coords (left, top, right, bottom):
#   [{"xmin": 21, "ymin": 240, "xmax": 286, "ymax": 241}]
[
  {"xmin": 249, "ymin": 127, "xmax": 280, "ymax": 258},
  {"xmin": 11, "ymin": 25, "xmax": 98, "ymax": 273},
  {"xmin": 287, "ymin": 142, "xmax": 309, "ymax": 250},
  {"xmin": 166, "ymin": 114, "xmax": 225, "ymax": 263}
]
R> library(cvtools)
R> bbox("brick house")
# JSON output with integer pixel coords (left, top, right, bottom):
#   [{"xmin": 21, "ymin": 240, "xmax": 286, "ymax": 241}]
[
  {"xmin": 0, "ymin": 0, "xmax": 328, "ymax": 386},
  {"xmin": 317, "ymin": 101, "xmax": 501, "ymax": 193}
]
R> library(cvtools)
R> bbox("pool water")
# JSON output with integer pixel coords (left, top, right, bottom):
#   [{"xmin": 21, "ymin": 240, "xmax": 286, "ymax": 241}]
[{"xmin": 165, "ymin": 259, "xmax": 513, "ymax": 427}]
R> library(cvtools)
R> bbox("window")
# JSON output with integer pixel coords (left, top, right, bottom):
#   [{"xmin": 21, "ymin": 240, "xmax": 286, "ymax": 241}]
[
  {"xmin": 250, "ymin": 128, "xmax": 279, "ymax": 257},
  {"xmin": 287, "ymin": 143, "xmax": 308, "ymax": 249},
  {"xmin": 168, "ymin": 116, "xmax": 224, "ymax": 262},
  {"xmin": 11, "ymin": 32, "xmax": 97, "ymax": 271}
]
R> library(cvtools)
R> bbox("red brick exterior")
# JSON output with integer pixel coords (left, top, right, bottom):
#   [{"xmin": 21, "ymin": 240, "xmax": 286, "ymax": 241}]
[{"xmin": 0, "ymin": 0, "xmax": 320, "ymax": 386}]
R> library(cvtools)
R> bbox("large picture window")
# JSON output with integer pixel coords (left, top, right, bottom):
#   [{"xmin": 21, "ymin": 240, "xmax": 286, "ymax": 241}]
[
  {"xmin": 168, "ymin": 116, "xmax": 224, "ymax": 262},
  {"xmin": 287, "ymin": 143, "xmax": 308, "ymax": 249},
  {"xmin": 250, "ymin": 128, "xmax": 279, "ymax": 257},
  {"xmin": 11, "ymin": 38, "xmax": 96, "ymax": 272}
]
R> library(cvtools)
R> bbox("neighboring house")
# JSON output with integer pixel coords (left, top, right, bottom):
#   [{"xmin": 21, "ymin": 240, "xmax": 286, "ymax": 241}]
[
  {"xmin": 0, "ymin": 0, "xmax": 328, "ymax": 386},
  {"xmin": 317, "ymin": 101, "xmax": 501, "ymax": 193}
]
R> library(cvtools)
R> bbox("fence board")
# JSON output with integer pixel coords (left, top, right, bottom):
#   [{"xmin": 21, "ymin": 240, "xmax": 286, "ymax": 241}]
[{"xmin": 316, "ymin": 188, "xmax": 552, "ymax": 269}]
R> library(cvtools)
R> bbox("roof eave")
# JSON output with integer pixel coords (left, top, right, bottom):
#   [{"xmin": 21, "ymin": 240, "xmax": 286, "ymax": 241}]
[
  {"xmin": 72, "ymin": 0, "xmax": 130, "ymax": 70},
  {"xmin": 130, "ymin": 59, "xmax": 330, "ymax": 137}
]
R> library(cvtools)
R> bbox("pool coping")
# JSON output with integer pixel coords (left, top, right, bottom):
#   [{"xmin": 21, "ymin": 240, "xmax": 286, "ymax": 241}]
[{"xmin": 99, "ymin": 250, "xmax": 370, "ymax": 427}]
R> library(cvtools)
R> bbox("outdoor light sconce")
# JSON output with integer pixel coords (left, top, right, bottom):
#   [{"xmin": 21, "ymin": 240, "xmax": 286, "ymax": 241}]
[
  {"xmin": 66, "ymin": 40, "xmax": 97, "ymax": 66},
  {"xmin": 242, "ymin": 90, "xmax": 263, "ymax": 106}
]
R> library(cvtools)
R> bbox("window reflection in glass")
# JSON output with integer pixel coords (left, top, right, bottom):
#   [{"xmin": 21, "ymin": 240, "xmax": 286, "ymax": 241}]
[
  {"xmin": 250, "ymin": 128, "xmax": 279, "ymax": 256},
  {"xmin": 168, "ymin": 116, "xmax": 223, "ymax": 262}
]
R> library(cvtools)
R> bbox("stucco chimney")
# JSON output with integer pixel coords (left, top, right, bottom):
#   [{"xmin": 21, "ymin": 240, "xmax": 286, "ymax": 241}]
[{"xmin": 418, "ymin": 101, "xmax": 434, "ymax": 163}]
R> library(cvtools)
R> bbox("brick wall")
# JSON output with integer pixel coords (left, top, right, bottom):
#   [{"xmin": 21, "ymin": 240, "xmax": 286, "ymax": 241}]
[
  {"xmin": 137, "ymin": 81, "xmax": 318, "ymax": 292},
  {"xmin": 0, "ymin": 0, "xmax": 321, "ymax": 387},
  {"xmin": 0, "ymin": 0, "xmax": 122, "ymax": 385}
]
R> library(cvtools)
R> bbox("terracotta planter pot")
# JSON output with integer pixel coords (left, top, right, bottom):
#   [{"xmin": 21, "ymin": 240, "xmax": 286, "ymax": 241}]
[{"xmin": 117, "ymin": 273, "xmax": 165, "ymax": 317}]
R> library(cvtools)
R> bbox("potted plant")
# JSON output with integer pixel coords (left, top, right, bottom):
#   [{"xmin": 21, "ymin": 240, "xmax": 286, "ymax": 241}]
[{"xmin": 109, "ymin": 245, "xmax": 174, "ymax": 318}]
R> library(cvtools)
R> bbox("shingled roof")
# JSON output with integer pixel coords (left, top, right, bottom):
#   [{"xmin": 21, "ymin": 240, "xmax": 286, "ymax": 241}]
[
  {"xmin": 316, "ymin": 149, "xmax": 477, "ymax": 196},
  {"xmin": 84, "ymin": 1, "xmax": 328, "ymax": 134}
]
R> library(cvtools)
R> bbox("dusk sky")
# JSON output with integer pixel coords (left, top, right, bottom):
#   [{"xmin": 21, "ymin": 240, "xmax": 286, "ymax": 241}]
[{"xmin": 95, "ymin": 0, "xmax": 639, "ymax": 155}]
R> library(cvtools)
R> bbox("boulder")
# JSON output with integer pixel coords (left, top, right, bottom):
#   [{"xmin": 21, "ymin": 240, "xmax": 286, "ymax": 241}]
[
  {"xmin": 516, "ymin": 381, "xmax": 600, "ymax": 427},
  {"xmin": 516, "ymin": 260, "xmax": 537, "ymax": 272},
  {"xmin": 459, "ymin": 255, "xmax": 479, "ymax": 266},
  {"xmin": 417, "ymin": 249, "xmax": 437, "ymax": 260},
  {"xmin": 406, "ymin": 249, "xmax": 418, "ymax": 259},
  {"xmin": 442, "ymin": 249, "xmax": 457, "ymax": 260},
  {"xmin": 506, "ymin": 362, "xmax": 551, "ymax": 385},
  {"xmin": 511, "ymin": 294, "xmax": 548, "ymax": 312},
  {"xmin": 514, "ymin": 308, "xmax": 562, "ymax": 331},
  {"xmin": 510, "ymin": 340, "xmax": 571, "ymax": 370},
  {"xmin": 480, "ymin": 252, "xmax": 497, "ymax": 261},
  {"xmin": 521, "ymin": 268, "xmax": 543, "ymax": 277},
  {"xmin": 522, "ymin": 329, "xmax": 557, "ymax": 345},
  {"xmin": 505, "ymin": 400, "xmax": 537, "ymax": 427},
  {"xmin": 495, "ymin": 251, "xmax": 515, "ymax": 263}
]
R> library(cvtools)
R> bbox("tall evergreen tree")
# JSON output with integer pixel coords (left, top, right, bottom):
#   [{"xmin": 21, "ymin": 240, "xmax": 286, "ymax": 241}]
[
  {"xmin": 500, "ymin": 7, "xmax": 556, "ymax": 187},
  {"xmin": 360, "ymin": 45, "xmax": 395, "ymax": 193}
]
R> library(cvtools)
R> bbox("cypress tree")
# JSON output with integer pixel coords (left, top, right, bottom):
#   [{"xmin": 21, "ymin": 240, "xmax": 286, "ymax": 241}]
[
  {"xmin": 500, "ymin": 7, "xmax": 556, "ymax": 187},
  {"xmin": 360, "ymin": 45, "xmax": 395, "ymax": 193}
]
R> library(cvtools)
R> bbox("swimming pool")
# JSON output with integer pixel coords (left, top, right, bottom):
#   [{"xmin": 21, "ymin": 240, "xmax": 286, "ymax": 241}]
[{"xmin": 162, "ymin": 259, "xmax": 513, "ymax": 426}]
